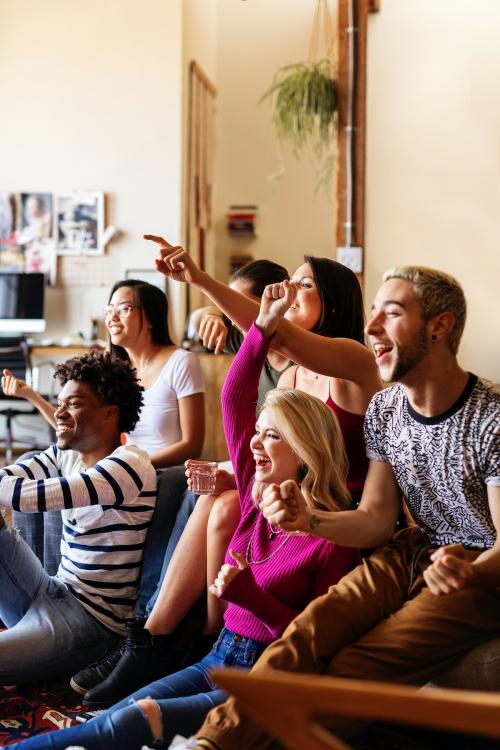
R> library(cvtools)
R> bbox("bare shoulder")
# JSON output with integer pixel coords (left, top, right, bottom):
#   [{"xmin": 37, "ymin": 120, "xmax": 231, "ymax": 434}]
[{"xmin": 331, "ymin": 376, "xmax": 383, "ymax": 414}]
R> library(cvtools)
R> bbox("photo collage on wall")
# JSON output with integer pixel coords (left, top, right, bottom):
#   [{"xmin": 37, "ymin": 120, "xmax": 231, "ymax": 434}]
[{"xmin": 0, "ymin": 191, "xmax": 105, "ymax": 284}]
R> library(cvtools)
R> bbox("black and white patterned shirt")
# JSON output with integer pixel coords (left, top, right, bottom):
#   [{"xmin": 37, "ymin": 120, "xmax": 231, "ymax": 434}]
[
  {"xmin": 0, "ymin": 444, "xmax": 156, "ymax": 634},
  {"xmin": 365, "ymin": 374, "xmax": 500, "ymax": 550}
]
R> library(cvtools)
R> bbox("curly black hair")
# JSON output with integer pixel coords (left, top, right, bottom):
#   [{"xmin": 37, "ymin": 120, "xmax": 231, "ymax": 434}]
[{"xmin": 55, "ymin": 351, "xmax": 144, "ymax": 434}]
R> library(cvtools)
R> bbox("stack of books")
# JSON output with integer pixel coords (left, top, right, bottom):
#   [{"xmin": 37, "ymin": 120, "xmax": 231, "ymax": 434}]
[{"xmin": 227, "ymin": 205, "xmax": 257, "ymax": 236}]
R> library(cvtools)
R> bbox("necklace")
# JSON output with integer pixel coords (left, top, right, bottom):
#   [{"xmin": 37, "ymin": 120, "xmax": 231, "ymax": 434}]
[
  {"xmin": 246, "ymin": 518, "xmax": 290, "ymax": 565},
  {"xmin": 268, "ymin": 522, "xmax": 282, "ymax": 541}
]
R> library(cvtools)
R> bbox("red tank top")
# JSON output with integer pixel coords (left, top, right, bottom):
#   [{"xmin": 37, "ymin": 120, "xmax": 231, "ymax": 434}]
[
  {"xmin": 294, "ymin": 368, "xmax": 368, "ymax": 497},
  {"xmin": 325, "ymin": 394, "xmax": 368, "ymax": 497}
]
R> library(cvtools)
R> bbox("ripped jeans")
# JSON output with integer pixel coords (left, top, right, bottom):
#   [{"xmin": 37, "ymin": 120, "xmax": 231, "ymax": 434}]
[
  {"xmin": 0, "ymin": 522, "xmax": 118, "ymax": 685},
  {"xmin": 11, "ymin": 628, "xmax": 267, "ymax": 750}
]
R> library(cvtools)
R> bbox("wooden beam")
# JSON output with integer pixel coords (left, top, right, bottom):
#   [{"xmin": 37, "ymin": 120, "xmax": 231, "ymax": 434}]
[
  {"xmin": 190, "ymin": 60, "xmax": 217, "ymax": 96},
  {"xmin": 336, "ymin": 0, "xmax": 370, "ymax": 278}
]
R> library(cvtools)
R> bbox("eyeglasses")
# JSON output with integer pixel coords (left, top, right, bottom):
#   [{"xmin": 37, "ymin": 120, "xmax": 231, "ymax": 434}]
[{"xmin": 102, "ymin": 303, "xmax": 142, "ymax": 320}]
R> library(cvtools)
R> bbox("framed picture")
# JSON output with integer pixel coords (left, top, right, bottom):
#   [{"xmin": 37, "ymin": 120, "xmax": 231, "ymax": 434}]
[
  {"xmin": 18, "ymin": 192, "xmax": 52, "ymax": 244},
  {"xmin": 0, "ymin": 192, "xmax": 16, "ymax": 244},
  {"xmin": 17, "ymin": 192, "xmax": 56, "ymax": 284},
  {"xmin": 56, "ymin": 191, "xmax": 104, "ymax": 255},
  {"xmin": 0, "ymin": 192, "xmax": 22, "ymax": 271},
  {"xmin": 0, "ymin": 192, "xmax": 56, "ymax": 283}
]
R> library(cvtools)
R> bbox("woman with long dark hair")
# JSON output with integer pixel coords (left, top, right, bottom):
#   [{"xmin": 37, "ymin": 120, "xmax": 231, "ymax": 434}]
[
  {"xmin": 150, "ymin": 235, "xmax": 381, "ymax": 500},
  {"xmin": 104, "ymin": 279, "xmax": 204, "ymax": 468}
]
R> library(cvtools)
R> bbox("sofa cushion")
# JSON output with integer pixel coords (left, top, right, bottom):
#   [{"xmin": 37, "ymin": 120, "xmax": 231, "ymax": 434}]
[{"xmin": 431, "ymin": 636, "xmax": 500, "ymax": 691}]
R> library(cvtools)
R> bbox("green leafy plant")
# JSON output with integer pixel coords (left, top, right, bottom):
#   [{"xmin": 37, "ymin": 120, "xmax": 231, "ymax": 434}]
[{"xmin": 260, "ymin": 58, "xmax": 337, "ymax": 191}]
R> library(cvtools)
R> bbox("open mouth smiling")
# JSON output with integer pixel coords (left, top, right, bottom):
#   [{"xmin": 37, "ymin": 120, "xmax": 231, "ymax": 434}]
[
  {"xmin": 372, "ymin": 342, "xmax": 393, "ymax": 363},
  {"xmin": 254, "ymin": 455, "xmax": 271, "ymax": 469},
  {"xmin": 56, "ymin": 424, "xmax": 73, "ymax": 436}
]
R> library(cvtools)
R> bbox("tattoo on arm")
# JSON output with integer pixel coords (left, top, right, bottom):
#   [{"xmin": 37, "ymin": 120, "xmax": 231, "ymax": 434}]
[{"xmin": 309, "ymin": 514, "xmax": 320, "ymax": 531}]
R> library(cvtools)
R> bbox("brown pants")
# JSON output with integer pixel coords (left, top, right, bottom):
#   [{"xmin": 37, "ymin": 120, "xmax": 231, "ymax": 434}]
[{"xmin": 197, "ymin": 527, "xmax": 500, "ymax": 750}]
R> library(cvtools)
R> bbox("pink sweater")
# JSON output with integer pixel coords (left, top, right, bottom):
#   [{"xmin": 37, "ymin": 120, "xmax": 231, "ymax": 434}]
[{"xmin": 221, "ymin": 324, "xmax": 360, "ymax": 645}]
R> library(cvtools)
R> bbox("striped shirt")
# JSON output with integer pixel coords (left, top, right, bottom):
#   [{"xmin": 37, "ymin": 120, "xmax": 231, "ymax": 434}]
[{"xmin": 0, "ymin": 444, "xmax": 156, "ymax": 634}]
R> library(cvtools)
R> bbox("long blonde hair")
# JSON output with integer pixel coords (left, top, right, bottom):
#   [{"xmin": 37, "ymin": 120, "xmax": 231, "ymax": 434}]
[{"xmin": 261, "ymin": 388, "xmax": 350, "ymax": 512}]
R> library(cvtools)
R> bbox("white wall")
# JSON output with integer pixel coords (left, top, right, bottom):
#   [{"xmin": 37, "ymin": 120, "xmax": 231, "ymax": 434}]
[
  {"xmin": 212, "ymin": 0, "xmax": 335, "ymax": 282},
  {"xmin": 182, "ymin": 0, "xmax": 218, "ymax": 315},
  {"xmin": 1, "ymin": 0, "xmax": 498, "ymax": 382},
  {"xmin": 0, "ymin": 0, "xmax": 183, "ymax": 338},
  {"xmin": 365, "ymin": 0, "xmax": 500, "ymax": 382},
  {"xmin": 183, "ymin": 0, "xmax": 218, "ymax": 83}
]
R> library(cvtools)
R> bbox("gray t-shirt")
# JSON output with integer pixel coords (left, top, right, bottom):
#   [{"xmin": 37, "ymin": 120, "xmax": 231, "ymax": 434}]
[{"xmin": 364, "ymin": 374, "xmax": 500, "ymax": 549}]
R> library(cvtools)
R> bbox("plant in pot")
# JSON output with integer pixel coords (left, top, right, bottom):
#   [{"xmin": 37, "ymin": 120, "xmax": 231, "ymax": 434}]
[{"xmin": 260, "ymin": 1, "xmax": 337, "ymax": 192}]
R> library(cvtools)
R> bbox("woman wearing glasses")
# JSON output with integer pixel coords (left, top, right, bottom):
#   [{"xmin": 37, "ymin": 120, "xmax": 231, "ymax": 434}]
[{"xmin": 104, "ymin": 279, "xmax": 204, "ymax": 469}]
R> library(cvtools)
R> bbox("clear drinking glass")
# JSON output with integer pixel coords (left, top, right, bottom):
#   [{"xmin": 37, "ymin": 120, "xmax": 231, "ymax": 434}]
[{"xmin": 189, "ymin": 460, "xmax": 218, "ymax": 494}]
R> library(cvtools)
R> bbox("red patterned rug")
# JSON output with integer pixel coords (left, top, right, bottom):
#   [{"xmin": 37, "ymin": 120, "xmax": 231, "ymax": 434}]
[
  {"xmin": 0, "ymin": 683, "xmax": 496, "ymax": 749},
  {"xmin": 0, "ymin": 681, "xmax": 82, "ymax": 746}
]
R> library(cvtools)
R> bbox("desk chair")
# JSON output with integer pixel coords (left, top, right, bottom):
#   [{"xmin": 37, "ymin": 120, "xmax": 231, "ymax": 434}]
[{"xmin": 0, "ymin": 336, "xmax": 34, "ymax": 464}]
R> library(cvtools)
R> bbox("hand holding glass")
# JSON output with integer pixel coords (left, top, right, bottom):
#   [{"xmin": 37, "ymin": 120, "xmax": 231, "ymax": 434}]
[{"xmin": 189, "ymin": 461, "xmax": 218, "ymax": 494}]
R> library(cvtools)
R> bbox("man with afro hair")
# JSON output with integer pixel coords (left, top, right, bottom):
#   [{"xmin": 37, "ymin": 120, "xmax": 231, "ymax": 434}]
[{"xmin": 0, "ymin": 351, "xmax": 156, "ymax": 685}]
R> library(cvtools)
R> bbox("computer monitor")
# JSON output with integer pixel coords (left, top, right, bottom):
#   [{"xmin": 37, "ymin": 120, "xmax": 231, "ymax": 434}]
[{"xmin": 0, "ymin": 272, "xmax": 46, "ymax": 333}]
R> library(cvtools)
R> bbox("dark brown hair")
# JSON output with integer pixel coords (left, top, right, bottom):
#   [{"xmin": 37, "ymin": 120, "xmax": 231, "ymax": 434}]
[{"xmin": 108, "ymin": 279, "xmax": 174, "ymax": 361}]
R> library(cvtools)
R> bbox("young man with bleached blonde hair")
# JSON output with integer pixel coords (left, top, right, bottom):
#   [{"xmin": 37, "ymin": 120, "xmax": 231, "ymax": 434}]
[
  {"xmin": 187, "ymin": 265, "xmax": 500, "ymax": 750},
  {"xmin": 383, "ymin": 265, "xmax": 466, "ymax": 354}
]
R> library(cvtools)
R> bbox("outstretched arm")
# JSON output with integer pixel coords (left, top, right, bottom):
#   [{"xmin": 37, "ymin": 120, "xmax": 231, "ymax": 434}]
[
  {"xmin": 260, "ymin": 462, "xmax": 402, "ymax": 549},
  {"xmin": 148, "ymin": 235, "xmax": 379, "ymax": 387},
  {"xmin": 149, "ymin": 233, "xmax": 260, "ymax": 328},
  {"xmin": 1, "ymin": 369, "xmax": 57, "ymax": 429},
  {"xmin": 0, "ymin": 444, "xmax": 154, "ymax": 513}
]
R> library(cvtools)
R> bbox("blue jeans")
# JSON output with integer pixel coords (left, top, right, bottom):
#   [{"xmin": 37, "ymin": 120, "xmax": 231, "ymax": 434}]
[
  {"xmin": 13, "ymin": 628, "xmax": 267, "ymax": 749},
  {"xmin": 11, "ymin": 509, "xmax": 63, "ymax": 576},
  {"xmin": 12, "ymin": 452, "xmax": 63, "ymax": 576},
  {"xmin": 0, "ymin": 523, "xmax": 118, "ymax": 685},
  {"xmin": 135, "ymin": 466, "xmax": 193, "ymax": 618}
]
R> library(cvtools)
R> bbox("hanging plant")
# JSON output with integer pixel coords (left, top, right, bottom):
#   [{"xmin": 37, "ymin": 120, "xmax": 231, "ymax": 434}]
[
  {"xmin": 260, "ymin": 0, "xmax": 337, "ymax": 193},
  {"xmin": 260, "ymin": 58, "xmax": 337, "ymax": 162}
]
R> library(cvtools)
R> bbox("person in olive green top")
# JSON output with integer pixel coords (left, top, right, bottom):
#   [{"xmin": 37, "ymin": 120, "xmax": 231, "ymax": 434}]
[{"xmin": 192, "ymin": 259, "xmax": 293, "ymax": 404}]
